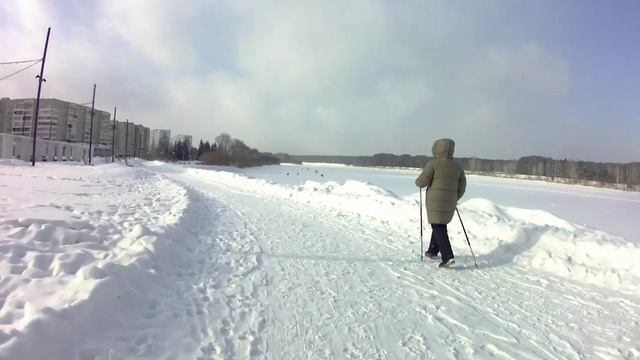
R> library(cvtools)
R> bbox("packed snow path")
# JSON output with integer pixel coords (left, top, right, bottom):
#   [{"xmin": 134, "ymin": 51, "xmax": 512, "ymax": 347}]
[
  {"xmin": 151, "ymin": 164, "xmax": 639, "ymax": 359},
  {"xmin": 0, "ymin": 162, "xmax": 638, "ymax": 359}
]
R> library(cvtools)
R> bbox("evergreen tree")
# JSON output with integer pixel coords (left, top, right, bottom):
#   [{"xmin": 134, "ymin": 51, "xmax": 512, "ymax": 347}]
[
  {"xmin": 182, "ymin": 142, "xmax": 189, "ymax": 161},
  {"xmin": 197, "ymin": 140, "xmax": 204, "ymax": 159},
  {"xmin": 177, "ymin": 141, "xmax": 185, "ymax": 161}
]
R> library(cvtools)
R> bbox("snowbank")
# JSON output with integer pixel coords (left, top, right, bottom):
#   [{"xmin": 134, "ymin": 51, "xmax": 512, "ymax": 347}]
[
  {"xmin": 0, "ymin": 162, "xmax": 190, "ymax": 358},
  {"xmin": 458, "ymin": 198, "xmax": 640, "ymax": 293},
  {"xmin": 297, "ymin": 180, "xmax": 398, "ymax": 198},
  {"xmin": 181, "ymin": 166, "xmax": 640, "ymax": 296}
]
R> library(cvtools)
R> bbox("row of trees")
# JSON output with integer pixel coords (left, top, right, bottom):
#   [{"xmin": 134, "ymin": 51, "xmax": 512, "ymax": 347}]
[
  {"xmin": 507, "ymin": 156, "xmax": 640, "ymax": 186},
  {"xmin": 196, "ymin": 141, "xmax": 218, "ymax": 159},
  {"xmin": 173, "ymin": 140, "xmax": 195, "ymax": 162},
  {"xmin": 197, "ymin": 133, "xmax": 279, "ymax": 167},
  {"xmin": 292, "ymin": 154, "xmax": 640, "ymax": 189}
]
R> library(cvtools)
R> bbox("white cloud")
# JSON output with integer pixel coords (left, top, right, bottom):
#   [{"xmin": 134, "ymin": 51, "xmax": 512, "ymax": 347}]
[
  {"xmin": 96, "ymin": 0, "xmax": 203, "ymax": 73},
  {"xmin": 1, "ymin": 0, "xmax": 637, "ymax": 162}
]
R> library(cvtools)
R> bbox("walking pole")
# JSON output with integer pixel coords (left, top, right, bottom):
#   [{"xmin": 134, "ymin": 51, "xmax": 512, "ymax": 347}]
[
  {"xmin": 456, "ymin": 208, "xmax": 478, "ymax": 269},
  {"xmin": 420, "ymin": 188, "xmax": 424, "ymax": 262}
]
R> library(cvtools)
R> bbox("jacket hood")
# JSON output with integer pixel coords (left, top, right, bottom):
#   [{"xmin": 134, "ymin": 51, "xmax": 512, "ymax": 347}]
[{"xmin": 432, "ymin": 138, "xmax": 455, "ymax": 159}]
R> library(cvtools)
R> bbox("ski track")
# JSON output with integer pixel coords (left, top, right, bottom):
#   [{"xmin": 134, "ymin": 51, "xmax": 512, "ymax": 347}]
[{"xmin": 143, "ymin": 164, "xmax": 640, "ymax": 360}]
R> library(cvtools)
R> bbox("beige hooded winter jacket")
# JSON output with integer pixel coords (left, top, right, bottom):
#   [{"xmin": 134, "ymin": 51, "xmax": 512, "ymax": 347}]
[{"xmin": 415, "ymin": 138, "xmax": 466, "ymax": 224}]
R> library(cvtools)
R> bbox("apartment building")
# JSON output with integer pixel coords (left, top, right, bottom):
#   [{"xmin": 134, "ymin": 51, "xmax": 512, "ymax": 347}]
[
  {"xmin": 150, "ymin": 129, "xmax": 171, "ymax": 157},
  {"xmin": 114, "ymin": 121, "xmax": 134, "ymax": 157},
  {"xmin": 0, "ymin": 97, "xmax": 111, "ymax": 144},
  {"xmin": 142, "ymin": 127, "xmax": 150, "ymax": 158},
  {"xmin": 112, "ymin": 121, "xmax": 150, "ymax": 158},
  {"xmin": 0, "ymin": 98, "xmax": 166, "ymax": 162},
  {"xmin": 0, "ymin": 98, "xmax": 10, "ymax": 133}
]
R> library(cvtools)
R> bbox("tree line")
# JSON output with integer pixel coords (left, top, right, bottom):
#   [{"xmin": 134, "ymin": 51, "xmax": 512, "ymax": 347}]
[
  {"xmin": 146, "ymin": 133, "xmax": 279, "ymax": 167},
  {"xmin": 172, "ymin": 140, "xmax": 195, "ymax": 161},
  {"xmin": 290, "ymin": 154, "xmax": 640, "ymax": 190},
  {"xmin": 197, "ymin": 133, "xmax": 280, "ymax": 167}
]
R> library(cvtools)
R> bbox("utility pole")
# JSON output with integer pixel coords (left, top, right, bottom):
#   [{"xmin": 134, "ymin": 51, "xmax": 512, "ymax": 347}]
[
  {"xmin": 137, "ymin": 130, "xmax": 142, "ymax": 158},
  {"xmin": 124, "ymin": 119, "xmax": 129, "ymax": 160},
  {"xmin": 111, "ymin": 106, "xmax": 116, "ymax": 162},
  {"xmin": 32, "ymin": 27, "xmax": 51, "ymax": 167},
  {"xmin": 88, "ymin": 84, "xmax": 96, "ymax": 165},
  {"xmin": 133, "ymin": 125, "xmax": 138, "ymax": 159}
]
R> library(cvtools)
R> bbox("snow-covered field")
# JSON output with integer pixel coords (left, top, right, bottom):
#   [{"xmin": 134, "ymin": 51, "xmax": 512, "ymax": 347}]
[{"xmin": 0, "ymin": 160, "xmax": 638, "ymax": 359}]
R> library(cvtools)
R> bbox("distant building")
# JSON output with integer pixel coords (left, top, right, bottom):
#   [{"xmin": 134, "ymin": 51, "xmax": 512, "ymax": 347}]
[
  {"xmin": 131, "ymin": 124, "xmax": 151, "ymax": 158},
  {"xmin": 150, "ymin": 129, "xmax": 171, "ymax": 157},
  {"xmin": 0, "ymin": 98, "xmax": 10, "ymax": 133},
  {"xmin": 0, "ymin": 133, "xmax": 89, "ymax": 162},
  {"xmin": 172, "ymin": 134, "xmax": 193, "ymax": 147},
  {"xmin": 90, "ymin": 117, "xmax": 150, "ymax": 159},
  {"xmin": 0, "ymin": 98, "xmax": 168, "ymax": 162},
  {"xmin": 0, "ymin": 97, "xmax": 116, "ymax": 161},
  {"xmin": 114, "ymin": 121, "xmax": 136, "ymax": 158},
  {"xmin": 94, "ymin": 110, "xmax": 112, "ymax": 146},
  {"xmin": 0, "ymin": 98, "xmax": 111, "ymax": 146},
  {"xmin": 140, "ymin": 126, "xmax": 151, "ymax": 158}
]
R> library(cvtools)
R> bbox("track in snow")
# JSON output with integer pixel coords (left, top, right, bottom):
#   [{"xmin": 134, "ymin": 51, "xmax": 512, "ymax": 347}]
[{"xmin": 145, "ymin": 164, "xmax": 640, "ymax": 360}]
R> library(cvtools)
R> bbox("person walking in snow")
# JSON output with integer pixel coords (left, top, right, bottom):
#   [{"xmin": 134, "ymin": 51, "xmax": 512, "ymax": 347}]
[{"xmin": 415, "ymin": 138, "xmax": 466, "ymax": 268}]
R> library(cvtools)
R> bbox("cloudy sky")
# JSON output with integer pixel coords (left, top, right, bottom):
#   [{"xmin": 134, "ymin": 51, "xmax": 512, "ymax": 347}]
[{"xmin": 1, "ymin": 0, "xmax": 638, "ymax": 162}]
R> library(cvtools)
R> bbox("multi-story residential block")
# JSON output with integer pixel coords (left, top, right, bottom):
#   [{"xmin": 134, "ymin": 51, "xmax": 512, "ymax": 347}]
[
  {"xmin": 98, "ymin": 111, "xmax": 114, "ymax": 146},
  {"xmin": 0, "ymin": 97, "xmax": 111, "ymax": 145},
  {"xmin": 1, "ymin": 98, "xmax": 163, "ymax": 162},
  {"xmin": 113, "ymin": 121, "xmax": 134, "ymax": 158},
  {"xmin": 82, "ymin": 109, "xmax": 110, "ymax": 145},
  {"xmin": 150, "ymin": 129, "xmax": 171, "ymax": 157},
  {"xmin": 0, "ymin": 98, "xmax": 10, "ymax": 133},
  {"xmin": 132, "ymin": 124, "xmax": 144, "ymax": 158},
  {"xmin": 141, "ymin": 127, "xmax": 150, "ymax": 158}
]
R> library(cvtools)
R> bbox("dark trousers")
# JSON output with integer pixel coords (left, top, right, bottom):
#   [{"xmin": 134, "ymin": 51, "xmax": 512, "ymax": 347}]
[{"xmin": 426, "ymin": 224, "xmax": 454, "ymax": 262}]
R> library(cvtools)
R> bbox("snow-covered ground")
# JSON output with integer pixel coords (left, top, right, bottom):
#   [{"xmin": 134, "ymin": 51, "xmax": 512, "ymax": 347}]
[
  {"xmin": 0, "ymin": 160, "xmax": 638, "ymax": 359},
  {"xmin": 239, "ymin": 163, "xmax": 640, "ymax": 243}
]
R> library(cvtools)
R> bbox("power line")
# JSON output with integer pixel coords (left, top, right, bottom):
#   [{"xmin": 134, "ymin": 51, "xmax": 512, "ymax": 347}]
[
  {"xmin": 0, "ymin": 59, "xmax": 42, "ymax": 81},
  {"xmin": 0, "ymin": 58, "xmax": 42, "ymax": 65}
]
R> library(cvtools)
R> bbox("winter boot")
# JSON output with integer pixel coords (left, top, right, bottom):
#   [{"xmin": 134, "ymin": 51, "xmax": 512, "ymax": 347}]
[
  {"xmin": 438, "ymin": 258, "xmax": 455, "ymax": 268},
  {"xmin": 424, "ymin": 251, "xmax": 438, "ymax": 260}
]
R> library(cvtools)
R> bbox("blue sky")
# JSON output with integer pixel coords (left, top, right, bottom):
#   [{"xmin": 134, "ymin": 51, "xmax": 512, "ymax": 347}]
[{"xmin": 1, "ymin": 0, "xmax": 638, "ymax": 162}]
